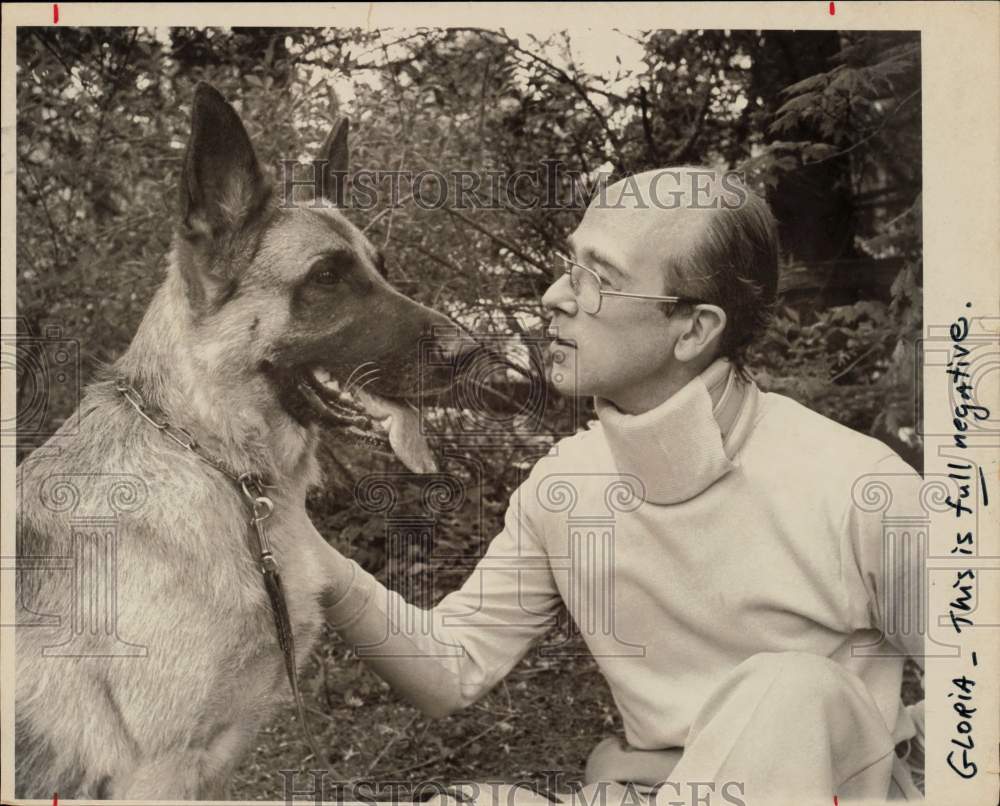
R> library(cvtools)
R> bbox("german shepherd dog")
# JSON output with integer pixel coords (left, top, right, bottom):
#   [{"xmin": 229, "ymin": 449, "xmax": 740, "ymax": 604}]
[{"xmin": 15, "ymin": 83, "xmax": 476, "ymax": 799}]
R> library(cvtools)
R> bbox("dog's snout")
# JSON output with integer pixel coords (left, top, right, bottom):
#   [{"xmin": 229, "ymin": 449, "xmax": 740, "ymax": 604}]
[
  {"xmin": 412, "ymin": 317, "xmax": 480, "ymax": 364},
  {"xmin": 411, "ymin": 324, "xmax": 494, "ymax": 396},
  {"xmin": 436, "ymin": 329, "xmax": 484, "ymax": 367}
]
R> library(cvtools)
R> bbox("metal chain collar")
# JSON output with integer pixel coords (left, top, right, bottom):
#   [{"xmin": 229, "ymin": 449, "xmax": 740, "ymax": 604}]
[
  {"xmin": 114, "ymin": 380, "xmax": 277, "ymax": 564},
  {"xmin": 114, "ymin": 379, "xmax": 327, "ymax": 767}
]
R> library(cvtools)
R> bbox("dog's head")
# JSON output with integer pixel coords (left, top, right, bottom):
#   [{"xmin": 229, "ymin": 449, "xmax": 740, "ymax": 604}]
[{"xmin": 173, "ymin": 83, "xmax": 478, "ymax": 472}]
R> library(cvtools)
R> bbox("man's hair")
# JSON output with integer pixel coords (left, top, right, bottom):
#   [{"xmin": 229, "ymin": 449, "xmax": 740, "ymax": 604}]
[{"xmin": 665, "ymin": 172, "xmax": 780, "ymax": 373}]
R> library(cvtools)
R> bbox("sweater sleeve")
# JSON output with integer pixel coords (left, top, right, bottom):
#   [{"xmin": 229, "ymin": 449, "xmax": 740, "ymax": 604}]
[
  {"xmin": 321, "ymin": 480, "xmax": 563, "ymax": 718},
  {"xmin": 843, "ymin": 452, "xmax": 927, "ymax": 671}
]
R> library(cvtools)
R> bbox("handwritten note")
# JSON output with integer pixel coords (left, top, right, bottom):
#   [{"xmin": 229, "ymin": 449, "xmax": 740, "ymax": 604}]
[{"xmin": 943, "ymin": 304, "xmax": 990, "ymax": 780}]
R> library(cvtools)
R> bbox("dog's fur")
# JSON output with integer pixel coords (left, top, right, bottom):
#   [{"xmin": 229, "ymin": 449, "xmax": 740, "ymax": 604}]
[{"xmin": 15, "ymin": 84, "xmax": 470, "ymax": 799}]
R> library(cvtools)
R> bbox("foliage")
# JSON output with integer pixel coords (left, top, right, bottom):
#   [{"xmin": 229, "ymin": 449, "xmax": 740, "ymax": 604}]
[
  {"xmin": 15, "ymin": 27, "xmax": 923, "ymax": 790},
  {"xmin": 743, "ymin": 31, "xmax": 922, "ymax": 466},
  {"xmin": 16, "ymin": 27, "xmax": 922, "ymax": 466}
]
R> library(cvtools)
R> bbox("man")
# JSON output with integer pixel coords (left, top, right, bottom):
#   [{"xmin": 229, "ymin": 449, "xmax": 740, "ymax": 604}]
[{"xmin": 320, "ymin": 169, "xmax": 925, "ymax": 803}]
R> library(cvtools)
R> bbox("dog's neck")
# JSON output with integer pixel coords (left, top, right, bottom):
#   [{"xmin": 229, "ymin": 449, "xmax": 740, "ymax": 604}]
[{"xmin": 114, "ymin": 268, "xmax": 320, "ymax": 492}]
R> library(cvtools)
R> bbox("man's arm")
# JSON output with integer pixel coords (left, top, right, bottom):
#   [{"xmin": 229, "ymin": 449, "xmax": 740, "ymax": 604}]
[{"xmin": 320, "ymin": 490, "xmax": 562, "ymax": 718}]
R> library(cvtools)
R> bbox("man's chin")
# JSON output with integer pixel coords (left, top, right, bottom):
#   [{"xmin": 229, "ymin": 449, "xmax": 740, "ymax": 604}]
[
  {"xmin": 548, "ymin": 367, "xmax": 585, "ymax": 398},
  {"xmin": 548, "ymin": 347, "xmax": 583, "ymax": 397}
]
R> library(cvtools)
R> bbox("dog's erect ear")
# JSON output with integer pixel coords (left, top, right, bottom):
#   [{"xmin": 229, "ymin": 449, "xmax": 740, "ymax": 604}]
[
  {"xmin": 180, "ymin": 83, "xmax": 268, "ymax": 239},
  {"xmin": 314, "ymin": 118, "xmax": 349, "ymax": 207}
]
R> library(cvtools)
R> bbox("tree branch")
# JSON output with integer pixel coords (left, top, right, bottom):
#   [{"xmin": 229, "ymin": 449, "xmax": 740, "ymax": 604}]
[
  {"xmin": 668, "ymin": 80, "xmax": 713, "ymax": 164},
  {"xmin": 794, "ymin": 88, "xmax": 921, "ymax": 168},
  {"xmin": 454, "ymin": 28, "xmax": 627, "ymax": 172},
  {"xmin": 439, "ymin": 205, "xmax": 549, "ymax": 275},
  {"xmin": 638, "ymin": 86, "xmax": 659, "ymax": 164}
]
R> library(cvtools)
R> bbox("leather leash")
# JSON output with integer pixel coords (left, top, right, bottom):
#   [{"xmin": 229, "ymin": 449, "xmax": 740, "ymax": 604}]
[{"xmin": 115, "ymin": 380, "xmax": 328, "ymax": 770}]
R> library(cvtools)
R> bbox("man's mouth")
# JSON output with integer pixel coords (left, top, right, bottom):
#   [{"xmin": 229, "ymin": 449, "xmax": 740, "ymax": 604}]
[
  {"xmin": 547, "ymin": 329, "xmax": 577, "ymax": 349},
  {"xmin": 297, "ymin": 367, "xmax": 437, "ymax": 474}
]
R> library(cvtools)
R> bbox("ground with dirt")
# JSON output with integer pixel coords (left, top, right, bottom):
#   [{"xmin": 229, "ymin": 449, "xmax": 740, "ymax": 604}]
[{"xmin": 233, "ymin": 628, "xmax": 621, "ymax": 801}]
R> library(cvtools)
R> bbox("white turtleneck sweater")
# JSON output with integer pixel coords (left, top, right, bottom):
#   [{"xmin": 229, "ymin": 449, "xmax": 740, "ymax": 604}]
[{"xmin": 323, "ymin": 360, "xmax": 924, "ymax": 749}]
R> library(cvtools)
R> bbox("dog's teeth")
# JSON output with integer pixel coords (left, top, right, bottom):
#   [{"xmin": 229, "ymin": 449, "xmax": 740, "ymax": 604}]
[{"xmin": 312, "ymin": 368, "xmax": 345, "ymax": 394}]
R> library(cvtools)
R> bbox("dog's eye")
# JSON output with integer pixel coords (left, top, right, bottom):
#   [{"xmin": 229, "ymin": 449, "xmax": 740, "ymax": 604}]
[
  {"xmin": 308, "ymin": 255, "xmax": 347, "ymax": 287},
  {"xmin": 311, "ymin": 269, "xmax": 341, "ymax": 286}
]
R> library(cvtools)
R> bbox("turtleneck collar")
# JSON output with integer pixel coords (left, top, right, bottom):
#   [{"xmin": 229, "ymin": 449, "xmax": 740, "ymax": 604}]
[{"xmin": 594, "ymin": 359, "xmax": 758, "ymax": 505}]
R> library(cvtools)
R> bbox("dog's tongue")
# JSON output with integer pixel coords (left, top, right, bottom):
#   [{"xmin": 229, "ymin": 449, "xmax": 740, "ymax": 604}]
[{"xmin": 354, "ymin": 389, "xmax": 437, "ymax": 474}]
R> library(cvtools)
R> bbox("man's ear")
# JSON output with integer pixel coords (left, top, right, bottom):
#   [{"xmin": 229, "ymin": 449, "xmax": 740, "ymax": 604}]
[
  {"xmin": 673, "ymin": 305, "xmax": 727, "ymax": 364},
  {"xmin": 179, "ymin": 82, "xmax": 268, "ymax": 240},
  {"xmin": 314, "ymin": 117, "xmax": 349, "ymax": 207}
]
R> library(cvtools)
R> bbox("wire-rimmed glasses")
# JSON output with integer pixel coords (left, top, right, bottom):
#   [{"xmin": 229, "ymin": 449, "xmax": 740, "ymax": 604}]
[{"xmin": 554, "ymin": 252, "xmax": 707, "ymax": 315}]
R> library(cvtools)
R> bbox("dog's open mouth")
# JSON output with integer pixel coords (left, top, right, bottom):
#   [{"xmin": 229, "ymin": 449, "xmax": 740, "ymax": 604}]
[{"xmin": 297, "ymin": 368, "xmax": 437, "ymax": 474}]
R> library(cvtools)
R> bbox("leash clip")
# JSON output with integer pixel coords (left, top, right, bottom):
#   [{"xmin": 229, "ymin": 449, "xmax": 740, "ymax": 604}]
[
  {"xmin": 239, "ymin": 472, "xmax": 267, "ymax": 502},
  {"xmin": 251, "ymin": 495, "xmax": 274, "ymax": 522},
  {"xmin": 259, "ymin": 551, "xmax": 280, "ymax": 574}
]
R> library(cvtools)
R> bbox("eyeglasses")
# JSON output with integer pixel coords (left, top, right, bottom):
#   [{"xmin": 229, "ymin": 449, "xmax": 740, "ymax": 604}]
[{"xmin": 554, "ymin": 252, "xmax": 706, "ymax": 315}]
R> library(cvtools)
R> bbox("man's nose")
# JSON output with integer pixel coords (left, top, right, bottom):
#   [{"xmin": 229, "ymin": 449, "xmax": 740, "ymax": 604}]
[{"xmin": 541, "ymin": 271, "xmax": 578, "ymax": 315}]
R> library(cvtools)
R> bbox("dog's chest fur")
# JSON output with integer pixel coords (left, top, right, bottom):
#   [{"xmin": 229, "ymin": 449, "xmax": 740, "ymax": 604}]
[{"xmin": 16, "ymin": 405, "xmax": 331, "ymax": 780}]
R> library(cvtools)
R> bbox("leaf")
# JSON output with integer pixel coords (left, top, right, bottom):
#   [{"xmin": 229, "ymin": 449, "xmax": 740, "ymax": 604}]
[
  {"xmin": 829, "ymin": 68, "xmax": 871, "ymax": 97},
  {"xmin": 802, "ymin": 143, "xmax": 838, "ymax": 162},
  {"xmin": 775, "ymin": 93, "xmax": 820, "ymax": 118},
  {"xmin": 781, "ymin": 74, "xmax": 828, "ymax": 96},
  {"xmin": 339, "ymin": 523, "xmax": 363, "ymax": 545}
]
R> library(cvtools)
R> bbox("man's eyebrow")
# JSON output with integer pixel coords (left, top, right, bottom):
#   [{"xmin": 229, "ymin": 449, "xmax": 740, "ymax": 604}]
[
  {"xmin": 564, "ymin": 234, "xmax": 628, "ymax": 283},
  {"xmin": 584, "ymin": 246, "xmax": 628, "ymax": 284}
]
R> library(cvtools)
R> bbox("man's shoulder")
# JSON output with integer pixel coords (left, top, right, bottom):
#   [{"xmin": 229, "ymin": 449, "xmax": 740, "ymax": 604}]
[
  {"xmin": 745, "ymin": 389, "xmax": 921, "ymax": 505},
  {"xmin": 513, "ymin": 422, "xmax": 641, "ymax": 519},
  {"xmin": 744, "ymin": 389, "xmax": 923, "ymax": 532},
  {"xmin": 535, "ymin": 420, "xmax": 611, "ymax": 473},
  {"xmin": 751, "ymin": 389, "xmax": 903, "ymax": 469}
]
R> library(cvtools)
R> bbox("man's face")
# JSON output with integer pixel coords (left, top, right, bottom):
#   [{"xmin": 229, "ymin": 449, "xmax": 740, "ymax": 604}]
[{"xmin": 542, "ymin": 176, "xmax": 708, "ymax": 413}]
